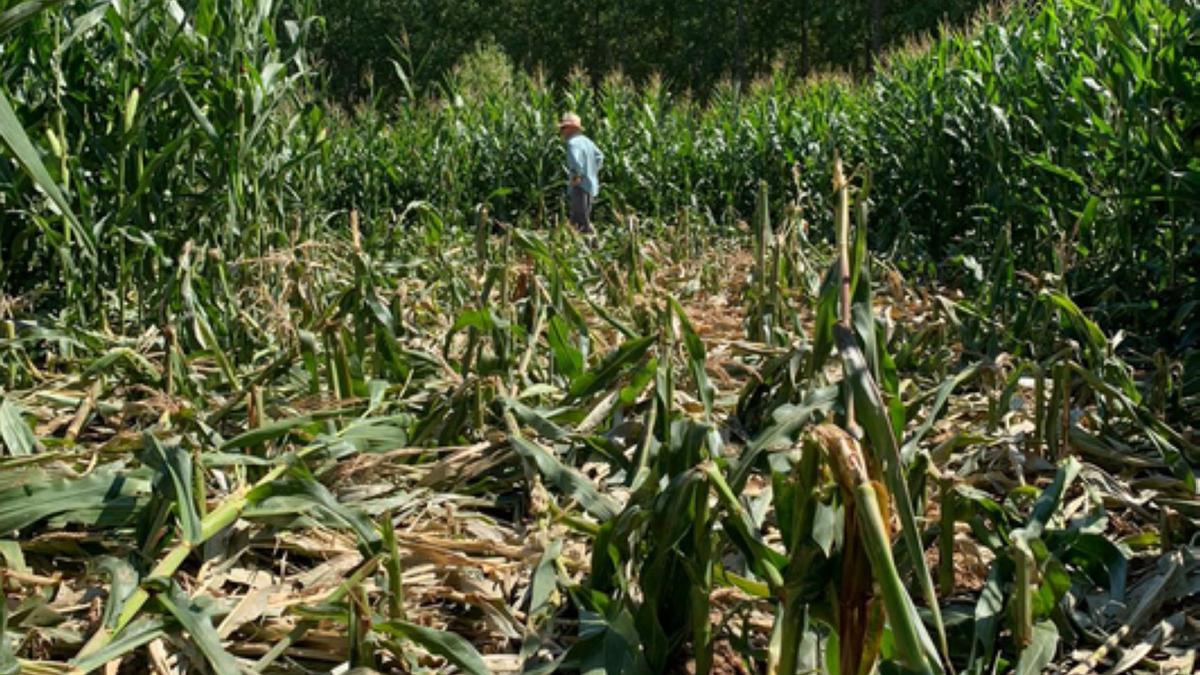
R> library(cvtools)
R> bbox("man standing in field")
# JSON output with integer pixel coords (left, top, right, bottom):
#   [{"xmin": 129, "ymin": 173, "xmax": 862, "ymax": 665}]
[{"xmin": 558, "ymin": 112, "xmax": 603, "ymax": 233}]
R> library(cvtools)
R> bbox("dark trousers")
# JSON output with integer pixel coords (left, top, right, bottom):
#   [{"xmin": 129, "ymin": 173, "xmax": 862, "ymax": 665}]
[{"xmin": 569, "ymin": 186, "xmax": 593, "ymax": 233}]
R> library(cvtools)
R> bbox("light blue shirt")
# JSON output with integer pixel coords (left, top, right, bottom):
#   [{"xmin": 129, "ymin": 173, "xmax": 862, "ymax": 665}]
[{"xmin": 565, "ymin": 133, "xmax": 603, "ymax": 197}]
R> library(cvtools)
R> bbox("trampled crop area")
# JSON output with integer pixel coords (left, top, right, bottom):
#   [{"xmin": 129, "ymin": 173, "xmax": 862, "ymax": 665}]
[{"xmin": 1, "ymin": 1, "xmax": 1198, "ymax": 673}]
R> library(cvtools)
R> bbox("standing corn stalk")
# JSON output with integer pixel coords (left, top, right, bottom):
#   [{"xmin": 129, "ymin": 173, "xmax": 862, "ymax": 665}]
[{"xmin": 814, "ymin": 424, "xmax": 939, "ymax": 675}]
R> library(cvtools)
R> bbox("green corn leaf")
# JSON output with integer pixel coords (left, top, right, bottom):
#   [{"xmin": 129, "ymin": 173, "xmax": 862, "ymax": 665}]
[
  {"xmin": 521, "ymin": 538, "xmax": 563, "ymax": 667},
  {"xmin": 1025, "ymin": 457, "xmax": 1081, "ymax": 537},
  {"xmin": 510, "ymin": 435, "xmax": 619, "ymax": 521},
  {"xmin": 1040, "ymin": 291, "xmax": 1122, "ymax": 384},
  {"xmin": 181, "ymin": 87, "xmax": 220, "ymax": 143},
  {"xmin": 449, "ymin": 306, "xmax": 498, "ymax": 333},
  {"xmin": 70, "ymin": 616, "xmax": 169, "ymax": 674},
  {"xmin": 619, "ymin": 356, "xmax": 657, "ymax": 405},
  {"xmin": 731, "ymin": 385, "xmax": 839, "ymax": 492},
  {"xmin": 110, "ymin": 131, "xmax": 195, "ymax": 229},
  {"xmin": 900, "ymin": 364, "xmax": 982, "ymax": 462},
  {"xmin": 298, "ymin": 330, "xmax": 321, "ymax": 393},
  {"xmin": 850, "ymin": 200, "xmax": 880, "ymax": 383},
  {"xmin": 1055, "ymin": 532, "xmax": 1128, "ymax": 600},
  {"xmin": 0, "ymin": 87, "xmax": 93, "ymax": 258},
  {"xmin": 0, "ymin": 542, "xmax": 25, "ymax": 572},
  {"xmin": 568, "ymin": 335, "xmax": 655, "ymax": 401},
  {"xmin": 145, "ymin": 434, "xmax": 202, "ymax": 544},
  {"xmin": 559, "ymin": 599, "xmax": 650, "ymax": 675},
  {"xmin": 0, "ymin": 588, "xmax": 17, "ymax": 675},
  {"xmin": 967, "ymin": 560, "xmax": 1010, "ymax": 673},
  {"xmin": 337, "ymin": 415, "xmax": 412, "ymax": 453},
  {"xmin": 58, "ymin": 0, "xmax": 113, "ymax": 52},
  {"xmin": 0, "ymin": 0, "xmax": 69, "ymax": 37},
  {"xmin": 855, "ymin": 481, "xmax": 939, "ymax": 674},
  {"xmin": 547, "ymin": 315, "xmax": 584, "ymax": 380},
  {"xmin": 584, "ymin": 296, "xmax": 640, "ymax": 340},
  {"xmin": 529, "ymin": 538, "xmax": 563, "ymax": 620},
  {"xmin": 375, "ymin": 620, "xmax": 490, "ymax": 675},
  {"xmin": 1022, "ymin": 153, "xmax": 1085, "ymax": 187},
  {"xmin": 95, "ymin": 557, "xmax": 139, "ymax": 630},
  {"xmin": 192, "ymin": 310, "xmax": 238, "ymax": 389},
  {"xmin": 83, "ymin": 347, "xmax": 161, "ymax": 382},
  {"xmin": 287, "ymin": 464, "xmax": 382, "ymax": 552},
  {"xmin": 1073, "ymin": 195, "xmax": 1100, "ymax": 236},
  {"xmin": 504, "ymin": 398, "xmax": 571, "ymax": 441},
  {"xmin": 380, "ymin": 510, "xmax": 405, "ymax": 621},
  {"xmin": 0, "ymin": 467, "xmax": 148, "ymax": 532},
  {"xmin": 1066, "ymin": 363, "xmax": 1195, "ymax": 491},
  {"xmin": 199, "ymin": 452, "xmax": 281, "ymax": 468},
  {"xmin": 1014, "ymin": 620, "xmax": 1058, "ymax": 675},
  {"xmin": 219, "ymin": 414, "xmax": 316, "ymax": 452},
  {"xmin": 808, "ymin": 263, "xmax": 840, "ymax": 379},
  {"xmin": 1030, "ymin": 559, "xmax": 1071, "ymax": 620},
  {"xmin": 151, "ymin": 580, "xmax": 241, "ymax": 675},
  {"xmin": 0, "ymin": 399, "xmax": 37, "ymax": 456},
  {"xmin": 669, "ymin": 297, "xmax": 714, "ymax": 419}
]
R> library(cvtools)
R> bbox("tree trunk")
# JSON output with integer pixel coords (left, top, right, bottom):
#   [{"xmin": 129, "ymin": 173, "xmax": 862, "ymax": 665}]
[
  {"xmin": 593, "ymin": 2, "xmax": 601, "ymax": 77},
  {"xmin": 735, "ymin": 0, "xmax": 746, "ymax": 87},
  {"xmin": 869, "ymin": 0, "xmax": 884, "ymax": 72},
  {"xmin": 800, "ymin": 0, "xmax": 810, "ymax": 76}
]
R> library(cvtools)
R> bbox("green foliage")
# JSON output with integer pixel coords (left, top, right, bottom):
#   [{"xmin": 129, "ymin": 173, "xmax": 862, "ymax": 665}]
[
  {"xmin": 374, "ymin": 620, "xmax": 490, "ymax": 675},
  {"xmin": 449, "ymin": 39, "xmax": 516, "ymax": 102},
  {"xmin": 310, "ymin": 0, "xmax": 993, "ymax": 100}
]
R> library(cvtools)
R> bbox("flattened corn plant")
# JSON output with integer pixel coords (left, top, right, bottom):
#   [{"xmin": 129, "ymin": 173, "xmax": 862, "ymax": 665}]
[{"xmin": 1, "ymin": 158, "xmax": 1197, "ymax": 673}]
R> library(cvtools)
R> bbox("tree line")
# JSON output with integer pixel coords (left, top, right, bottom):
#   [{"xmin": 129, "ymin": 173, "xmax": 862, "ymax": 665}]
[{"xmin": 314, "ymin": 0, "xmax": 994, "ymax": 102}]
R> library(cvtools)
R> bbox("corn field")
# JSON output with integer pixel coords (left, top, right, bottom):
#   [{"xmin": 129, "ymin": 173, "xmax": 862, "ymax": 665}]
[{"xmin": 1, "ymin": 0, "xmax": 1198, "ymax": 673}]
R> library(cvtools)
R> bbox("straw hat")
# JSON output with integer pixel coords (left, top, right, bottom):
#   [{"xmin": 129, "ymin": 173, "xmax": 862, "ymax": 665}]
[{"xmin": 557, "ymin": 112, "xmax": 582, "ymax": 131}]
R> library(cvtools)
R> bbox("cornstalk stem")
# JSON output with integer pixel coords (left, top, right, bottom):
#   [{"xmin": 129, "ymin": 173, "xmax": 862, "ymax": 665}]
[
  {"xmin": 1012, "ymin": 534, "xmax": 1035, "ymax": 648},
  {"xmin": 938, "ymin": 478, "xmax": 957, "ymax": 597},
  {"xmin": 834, "ymin": 153, "xmax": 855, "ymax": 432},
  {"xmin": 691, "ymin": 475, "xmax": 713, "ymax": 675}
]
